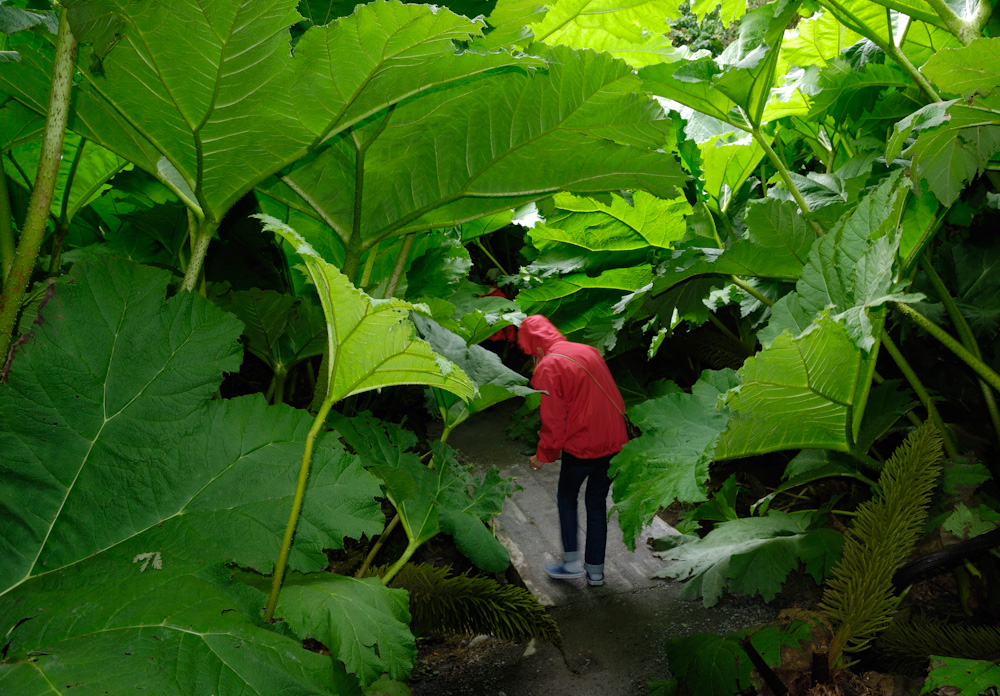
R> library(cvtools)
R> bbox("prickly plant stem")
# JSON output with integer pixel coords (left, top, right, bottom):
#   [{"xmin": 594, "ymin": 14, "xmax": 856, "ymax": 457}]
[
  {"xmin": 180, "ymin": 219, "xmax": 217, "ymax": 293},
  {"xmin": 0, "ymin": 159, "xmax": 15, "ymax": 280},
  {"xmin": 264, "ymin": 397, "xmax": 336, "ymax": 621},
  {"xmin": 730, "ymin": 276, "xmax": 772, "ymax": 306},
  {"xmin": 359, "ymin": 240, "xmax": 378, "ymax": 288},
  {"xmin": 0, "ymin": 10, "xmax": 76, "ymax": 362},
  {"xmin": 923, "ymin": 0, "xmax": 992, "ymax": 44},
  {"xmin": 821, "ymin": 0, "xmax": 941, "ymax": 102},
  {"xmin": 893, "ymin": 301, "xmax": 1000, "ymax": 396},
  {"xmin": 384, "ymin": 233, "xmax": 414, "ymax": 298},
  {"xmin": 920, "ymin": 255, "xmax": 1000, "ymax": 454},
  {"xmin": 356, "ymin": 514, "xmax": 401, "ymax": 578},
  {"xmin": 382, "ymin": 538, "xmax": 421, "ymax": 585},
  {"xmin": 750, "ymin": 123, "xmax": 825, "ymax": 237},
  {"xmin": 475, "ymin": 238, "xmax": 509, "ymax": 277},
  {"xmin": 880, "ymin": 330, "xmax": 958, "ymax": 459}
]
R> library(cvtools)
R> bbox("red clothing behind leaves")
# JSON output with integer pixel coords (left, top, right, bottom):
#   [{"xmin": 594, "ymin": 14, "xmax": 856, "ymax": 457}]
[
  {"xmin": 484, "ymin": 286, "xmax": 516, "ymax": 343},
  {"xmin": 517, "ymin": 315, "xmax": 628, "ymax": 463}
]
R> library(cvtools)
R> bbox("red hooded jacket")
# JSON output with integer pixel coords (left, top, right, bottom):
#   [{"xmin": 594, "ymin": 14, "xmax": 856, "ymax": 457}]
[{"xmin": 517, "ymin": 315, "xmax": 628, "ymax": 463}]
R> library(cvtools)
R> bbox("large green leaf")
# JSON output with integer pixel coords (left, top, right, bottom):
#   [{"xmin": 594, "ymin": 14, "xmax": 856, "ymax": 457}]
[
  {"xmin": 699, "ymin": 133, "xmax": 766, "ymax": 213},
  {"xmin": 526, "ymin": 0, "xmax": 691, "ymax": 68},
  {"xmin": 257, "ymin": 45, "xmax": 687, "ymax": 252},
  {"xmin": 0, "ymin": 562, "xmax": 362, "ymax": 696},
  {"xmin": 4, "ymin": 132, "xmax": 129, "ymax": 225},
  {"xmin": 650, "ymin": 198, "xmax": 813, "ymax": 300},
  {"xmin": 540, "ymin": 192, "xmax": 689, "ymax": 251},
  {"xmin": 716, "ymin": 315, "xmax": 873, "ymax": 457},
  {"xmin": 641, "ymin": 0, "xmax": 801, "ymax": 129},
  {"xmin": 1, "ymin": 0, "xmax": 526, "ymax": 219},
  {"xmin": 339, "ymin": 413, "xmax": 514, "ymax": 572},
  {"xmin": 923, "ymin": 657, "xmax": 1000, "ymax": 695},
  {"xmin": 0, "ymin": 257, "xmax": 385, "ymax": 693},
  {"xmin": 530, "ymin": 0, "xmax": 674, "ymax": 48},
  {"xmin": 516, "ymin": 264, "xmax": 653, "ymax": 346},
  {"xmin": 260, "ymin": 215, "xmax": 476, "ymax": 405},
  {"xmin": 611, "ymin": 369, "xmax": 738, "ymax": 548},
  {"xmin": 657, "ymin": 510, "xmax": 843, "ymax": 606},
  {"xmin": 432, "ymin": 441, "xmax": 514, "ymax": 573},
  {"xmin": 219, "ymin": 289, "xmax": 327, "ymax": 375},
  {"xmin": 934, "ymin": 234, "xmax": 1000, "ymax": 337},
  {"xmin": 243, "ymin": 572, "xmax": 415, "ymax": 686},
  {"xmin": 0, "ymin": 94, "xmax": 43, "ymax": 152},
  {"xmin": 923, "ymin": 37, "xmax": 1000, "ymax": 97},
  {"xmin": 760, "ymin": 173, "xmax": 918, "ymax": 351},
  {"xmin": 889, "ymin": 100, "xmax": 1000, "ymax": 207},
  {"xmin": 775, "ymin": 9, "xmax": 862, "ymax": 80}
]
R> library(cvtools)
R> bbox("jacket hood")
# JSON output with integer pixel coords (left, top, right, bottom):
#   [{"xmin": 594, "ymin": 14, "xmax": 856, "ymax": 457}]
[{"xmin": 517, "ymin": 315, "xmax": 565, "ymax": 356}]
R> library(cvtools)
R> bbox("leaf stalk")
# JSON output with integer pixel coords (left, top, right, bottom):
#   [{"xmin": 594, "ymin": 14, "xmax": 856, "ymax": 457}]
[
  {"xmin": 0, "ymin": 159, "xmax": 15, "ymax": 280},
  {"xmin": 749, "ymin": 122, "xmax": 825, "ymax": 237},
  {"xmin": 263, "ymin": 397, "xmax": 336, "ymax": 621},
  {"xmin": 0, "ymin": 10, "xmax": 76, "ymax": 362},
  {"xmin": 892, "ymin": 301, "xmax": 1000, "ymax": 398},
  {"xmin": 919, "ymin": 255, "xmax": 1000, "ymax": 455},
  {"xmin": 819, "ymin": 0, "xmax": 941, "ymax": 102},
  {"xmin": 880, "ymin": 330, "xmax": 958, "ymax": 458},
  {"xmin": 384, "ymin": 233, "xmax": 415, "ymax": 299}
]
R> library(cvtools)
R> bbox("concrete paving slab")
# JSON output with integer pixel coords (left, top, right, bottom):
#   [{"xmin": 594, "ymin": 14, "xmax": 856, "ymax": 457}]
[{"xmin": 446, "ymin": 402, "xmax": 680, "ymax": 607}]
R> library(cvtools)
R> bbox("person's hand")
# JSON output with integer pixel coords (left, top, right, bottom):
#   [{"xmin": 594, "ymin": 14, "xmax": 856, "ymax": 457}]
[{"xmin": 529, "ymin": 455, "xmax": 543, "ymax": 471}]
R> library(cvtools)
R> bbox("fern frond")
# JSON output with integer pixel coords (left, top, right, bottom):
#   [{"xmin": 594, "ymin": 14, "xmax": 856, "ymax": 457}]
[
  {"xmin": 819, "ymin": 422, "xmax": 944, "ymax": 661},
  {"xmin": 879, "ymin": 614, "xmax": 1000, "ymax": 673},
  {"xmin": 383, "ymin": 563, "xmax": 562, "ymax": 648}
]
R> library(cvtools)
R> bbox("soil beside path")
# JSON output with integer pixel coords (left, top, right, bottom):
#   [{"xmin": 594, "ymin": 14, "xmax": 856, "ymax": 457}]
[{"xmin": 412, "ymin": 401, "xmax": 775, "ymax": 696}]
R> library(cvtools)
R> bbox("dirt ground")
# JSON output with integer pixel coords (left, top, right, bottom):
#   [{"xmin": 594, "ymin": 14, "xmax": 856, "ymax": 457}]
[{"xmin": 409, "ymin": 588, "xmax": 775, "ymax": 696}]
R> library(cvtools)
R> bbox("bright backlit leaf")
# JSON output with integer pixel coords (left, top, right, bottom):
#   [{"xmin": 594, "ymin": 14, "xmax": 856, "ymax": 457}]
[
  {"xmin": 260, "ymin": 215, "xmax": 476, "ymax": 405},
  {"xmin": 923, "ymin": 37, "xmax": 1000, "ymax": 97},
  {"xmin": 259, "ymin": 45, "xmax": 687, "ymax": 257}
]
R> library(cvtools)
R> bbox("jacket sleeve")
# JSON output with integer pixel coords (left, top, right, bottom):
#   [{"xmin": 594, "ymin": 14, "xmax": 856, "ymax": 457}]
[{"xmin": 533, "ymin": 361, "xmax": 567, "ymax": 463}]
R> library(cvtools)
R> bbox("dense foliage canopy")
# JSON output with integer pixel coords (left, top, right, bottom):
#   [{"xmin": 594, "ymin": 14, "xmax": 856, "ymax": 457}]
[{"xmin": 3, "ymin": 0, "xmax": 1000, "ymax": 693}]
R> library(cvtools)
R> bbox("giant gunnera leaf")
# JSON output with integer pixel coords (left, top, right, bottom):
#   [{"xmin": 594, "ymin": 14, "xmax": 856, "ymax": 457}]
[
  {"xmin": 611, "ymin": 369, "xmax": 738, "ymax": 548},
  {"xmin": 0, "ymin": 257, "xmax": 385, "ymax": 694},
  {"xmin": 259, "ymin": 215, "xmax": 476, "ymax": 405},
  {"xmin": 657, "ymin": 510, "xmax": 843, "ymax": 607},
  {"xmin": 0, "ymin": 0, "xmax": 528, "ymax": 220}
]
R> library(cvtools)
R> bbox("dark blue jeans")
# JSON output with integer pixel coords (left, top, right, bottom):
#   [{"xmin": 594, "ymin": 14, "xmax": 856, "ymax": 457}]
[{"xmin": 557, "ymin": 452, "xmax": 613, "ymax": 566}]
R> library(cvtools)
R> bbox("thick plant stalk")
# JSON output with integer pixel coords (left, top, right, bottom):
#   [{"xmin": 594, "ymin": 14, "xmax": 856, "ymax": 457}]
[
  {"xmin": 344, "ymin": 106, "xmax": 396, "ymax": 281},
  {"xmin": 820, "ymin": 0, "xmax": 941, "ymax": 102},
  {"xmin": 264, "ymin": 398, "xmax": 336, "ymax": 621},
  {"xmin": 359, "ymin": 240, "xmax": 379, "ymax": 288},
  {"xmin": 0, "ymin": 161, "xmax": 15, "ymax": 279},
  {"xmin": 920, "ymin": 255, "xmax": 1000, "ymax": 454},
  {"xmin": 880, "ymin": 330, "xmax": 958, "ymax": 459},
  {"xmin": 48, "ymin": 138, "xmax": 87, "ymax": 274},
  {"xmin": 922, "ymin": 0, "xmax": 993, "ymax": 44},
  {"xmin": 384, "ymin": 233, "xmax": 414, "ymax": 298},
  {"xmin": 356, "ymin": 514, "xmax": 401, "ymax": 578},
  {"xmin": 748, "ymin": 123, "xmax": 825, "ymax": 237},
  {"xmin": 730, "ymin": 276, "xmax": 772, "ymax": 307},
  {"xmin": 0, "ymin": 10, "xmax": 76, "ymax": 361},
  {"xmin": 892, "ymin": 301, "xmax": 1000, "ymax": 395},
  {"xmin": 180, "ymin": 219, "xmax": 218, "ymax": 293}
]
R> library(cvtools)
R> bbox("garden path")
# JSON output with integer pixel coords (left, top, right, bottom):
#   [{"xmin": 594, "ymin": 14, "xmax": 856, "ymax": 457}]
[{"xmin": 411, "ymin": 400, "xmax": 774, "ymax": 696}]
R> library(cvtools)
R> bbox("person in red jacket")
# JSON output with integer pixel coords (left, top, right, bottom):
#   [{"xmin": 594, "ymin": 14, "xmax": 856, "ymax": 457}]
[{"xmin": 517, "ymin": 315, "xmax": 628, "ymax": 587}]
